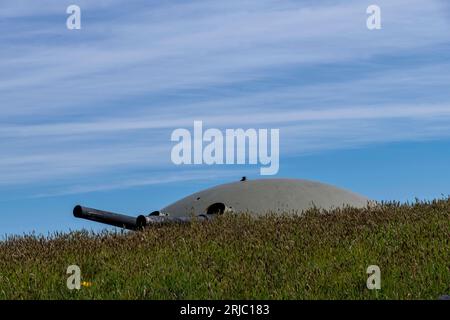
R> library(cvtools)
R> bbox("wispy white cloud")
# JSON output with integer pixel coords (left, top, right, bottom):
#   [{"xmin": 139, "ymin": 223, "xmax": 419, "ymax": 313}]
[
  {"xmin": 31, "ymin": 169, "xmax": 246, "ymax": 198},
  {"xmin": 1, "ymin": 0, "xmax": 448, "ymax": 117}
]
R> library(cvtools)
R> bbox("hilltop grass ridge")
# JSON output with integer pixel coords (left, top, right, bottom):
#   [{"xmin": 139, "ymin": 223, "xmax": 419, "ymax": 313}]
[{"xmin": 0, "ymin": 199, "xmax": 449, "ymax": 300}]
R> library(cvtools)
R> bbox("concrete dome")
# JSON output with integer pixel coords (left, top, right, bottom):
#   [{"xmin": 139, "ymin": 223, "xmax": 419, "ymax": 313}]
[{"xmin": 161, "ymin": 178, "xmax": 369, "ymax": 217}]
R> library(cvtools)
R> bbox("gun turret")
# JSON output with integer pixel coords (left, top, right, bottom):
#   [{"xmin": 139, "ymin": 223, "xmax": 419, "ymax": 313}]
[{"xmin": 73, "ymin": 205, "xmax": 209, "ymax": 230}]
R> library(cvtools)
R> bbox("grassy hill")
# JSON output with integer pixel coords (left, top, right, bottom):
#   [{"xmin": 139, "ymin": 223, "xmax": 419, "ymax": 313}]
[{"xmin": 0, "ymin": 199, "xmax": 449, "ymax": 299}]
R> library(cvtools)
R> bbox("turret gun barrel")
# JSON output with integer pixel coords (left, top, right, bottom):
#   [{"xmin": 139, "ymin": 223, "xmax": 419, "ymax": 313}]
[
  {"xmin": 73, "ymin": 205, "xmax": 139, "ymax": 230},
  {"xmin": 73, "ymin": 205, "xmax": 210, "ymax": 230},
  {"xmin": 136, "ymin": 214, "xmax": 209, "ymax": 228}
]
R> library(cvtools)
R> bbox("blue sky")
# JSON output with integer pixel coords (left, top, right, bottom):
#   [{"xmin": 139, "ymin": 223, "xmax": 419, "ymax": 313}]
[{"xmin": 1, "ymin": 0, "xmax": 450, "ymax": 235}]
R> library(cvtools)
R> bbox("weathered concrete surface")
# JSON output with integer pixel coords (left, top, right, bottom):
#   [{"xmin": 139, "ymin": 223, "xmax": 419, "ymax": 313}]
[{"xmin": 161, "ymin": 178, "xmax": 370, "ymax": 217}]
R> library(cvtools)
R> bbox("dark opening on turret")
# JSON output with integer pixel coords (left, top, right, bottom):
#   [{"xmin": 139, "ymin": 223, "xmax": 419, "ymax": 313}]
[{"xmin": 206, "ymin": 202, "xmax": 226, "ymax": 215}]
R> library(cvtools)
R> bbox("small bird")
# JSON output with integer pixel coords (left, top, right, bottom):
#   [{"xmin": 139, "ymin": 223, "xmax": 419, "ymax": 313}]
[{"xmin": 240, "ymin": 176, "xmax": 247, "ymax": 181}]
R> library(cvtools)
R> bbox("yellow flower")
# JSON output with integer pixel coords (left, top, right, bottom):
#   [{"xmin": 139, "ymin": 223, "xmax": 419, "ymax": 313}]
[{"xmin": 81, "ymin": 281, "xmax": 93, "ymax": 287}]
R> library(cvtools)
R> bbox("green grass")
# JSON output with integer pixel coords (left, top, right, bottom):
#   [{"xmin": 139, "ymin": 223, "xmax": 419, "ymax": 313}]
[{"xmin": 1, "ymin": 199, "xmax": 449, "ymax": 300}]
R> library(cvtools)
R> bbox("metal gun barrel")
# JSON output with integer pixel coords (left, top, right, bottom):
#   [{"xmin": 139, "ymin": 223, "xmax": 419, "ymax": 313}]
[
  {"xmin": 136, "ymin": 214, "xmax": 209, "ymax": 228},
  {"xmin": 73, "ymin": 205, "xmax": 138, "ymax": 230}
]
